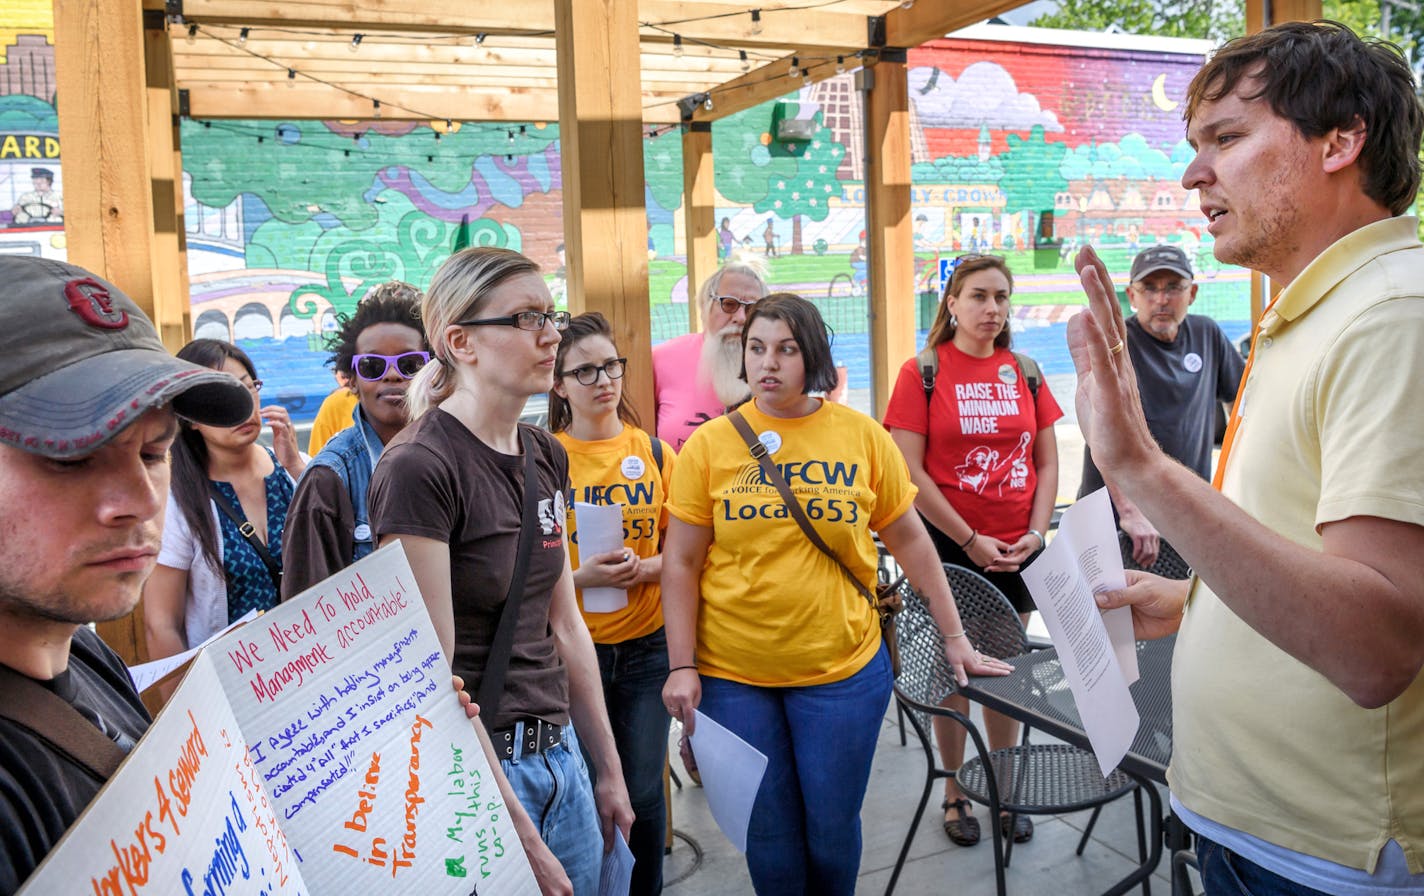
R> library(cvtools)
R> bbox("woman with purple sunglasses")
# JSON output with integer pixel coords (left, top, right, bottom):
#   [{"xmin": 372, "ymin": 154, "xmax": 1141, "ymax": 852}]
[{"xmin": 280, "ymin": 281, "xmax": 429, "ymax": 597}]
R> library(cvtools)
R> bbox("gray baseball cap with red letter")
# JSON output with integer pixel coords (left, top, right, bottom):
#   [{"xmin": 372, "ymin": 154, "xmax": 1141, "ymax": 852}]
[{"xmin": 0, "ymin": 257, "xmax": 253, "ymax": 458}]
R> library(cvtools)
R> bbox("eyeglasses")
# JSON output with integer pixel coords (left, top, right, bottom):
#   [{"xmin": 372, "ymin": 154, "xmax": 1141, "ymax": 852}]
[
  {"xmin": 561, "ymin": 357, "xmax": 628, "ymax": 386},
  {"xmin": 1135, "ymin": 283, "xmax": 1191, "ymax": 298},
  {"xmin": 715, "ymin": 295, "xmax": 759, "ymax": 315},
  {"xmin": 239, "ymin": 378, "xmax": 263, "ymax": 395},
  {"xmin": 352, "ymin": 351, "xmax": 431, "ymax": 381},
  {"xmin": 456, "ymin": 310, "xmax": 572, "ymax": 331}
]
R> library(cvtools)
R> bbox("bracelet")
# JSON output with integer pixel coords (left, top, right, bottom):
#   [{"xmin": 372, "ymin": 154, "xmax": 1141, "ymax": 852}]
[
  {"xmin": 1028, "ymin": 529, "xmax": 1045, "ymax": 550},
  {"xmin": 668, "ymin": 665, "xmax": 698, "ymax": 674},
  {"xmin": 958, "ymin": 530, "xmax": 978, "ymax": 550},
  {"xmin": 944, "ymin": 630, "xmax": 968, "ymax": 639}
]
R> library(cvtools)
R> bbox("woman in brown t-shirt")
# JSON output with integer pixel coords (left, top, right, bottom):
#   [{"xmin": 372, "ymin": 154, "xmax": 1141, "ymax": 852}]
[{"xmin": 368, "ymin": 247, "xmax": 633, "ymax": 896}]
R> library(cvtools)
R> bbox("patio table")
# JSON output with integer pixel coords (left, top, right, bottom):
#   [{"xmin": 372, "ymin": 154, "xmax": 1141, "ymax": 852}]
[{"xmin": 959, "ymin": 636, "xmax": 1178, "ymax": 896}]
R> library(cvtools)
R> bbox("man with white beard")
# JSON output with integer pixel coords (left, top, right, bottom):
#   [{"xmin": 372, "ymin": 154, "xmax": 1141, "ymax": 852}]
[{"xmin": 652, "ymin": 258, "xmax": 768, "ymax": 450}]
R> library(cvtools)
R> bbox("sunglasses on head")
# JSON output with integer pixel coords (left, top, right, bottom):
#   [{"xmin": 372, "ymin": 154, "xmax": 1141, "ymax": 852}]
[{"xmin": 352, "ymin": 351, "xmax": 431, "ymax": 381}]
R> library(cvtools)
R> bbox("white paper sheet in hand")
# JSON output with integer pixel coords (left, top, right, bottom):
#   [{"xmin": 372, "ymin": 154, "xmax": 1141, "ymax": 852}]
[
  {"xmin": 598, "ymin": 827, "xmax": 635, "ymax": 896},
  {"xmin": 687, "ymin": 710, "xmax": 768, "ymax": 853},
  {"xmin": 1020, "ymin": 489, "xmax": 1139, "ymax": 777},
  {"xmin": 574, "ymin": 501, "xmax": 628, "ymax": 613},
  {"xmin": 128, "ymin": 608, "xmax": 262, "ymax": 693}
]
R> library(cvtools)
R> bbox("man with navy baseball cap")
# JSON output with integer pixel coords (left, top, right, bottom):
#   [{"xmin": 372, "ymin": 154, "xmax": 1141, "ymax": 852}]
[
  {"xmin": 1078, "ymin": 243, "xmax": 1243, "ymax": 567},
  {"xmin": 0, "ymin": 257, "xmax": 252, "ymax": 891}
]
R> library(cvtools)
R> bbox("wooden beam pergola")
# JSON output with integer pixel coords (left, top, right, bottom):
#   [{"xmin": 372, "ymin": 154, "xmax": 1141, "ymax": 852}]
[{"xmin": 56, "ymin": 0, "xmax": 1324, "ymax": 667}]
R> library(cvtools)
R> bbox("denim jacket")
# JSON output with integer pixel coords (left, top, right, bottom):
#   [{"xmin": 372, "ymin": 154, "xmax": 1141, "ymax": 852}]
[{"xmin": 306, "ymin": 405, "xmax": 385, "ymax": 562}]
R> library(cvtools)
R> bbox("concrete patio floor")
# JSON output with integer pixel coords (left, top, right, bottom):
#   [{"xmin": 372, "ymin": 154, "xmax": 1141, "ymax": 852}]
[{"xmin": 661, "ymin": 700, "xmax": 1193, "ymax": 896}]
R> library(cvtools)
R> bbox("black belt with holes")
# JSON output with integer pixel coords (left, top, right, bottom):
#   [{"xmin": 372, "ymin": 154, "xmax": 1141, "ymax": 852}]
[{"xmin": 491, "ymin": 718, "xmax": 565, "ymax": 761}]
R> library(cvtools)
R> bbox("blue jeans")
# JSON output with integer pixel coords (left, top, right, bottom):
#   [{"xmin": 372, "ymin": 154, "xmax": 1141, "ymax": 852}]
[
  {"xmin": 698, "ymin": 643, "xmax": 892, "ymax": 896},
  {"xmin": 503, "ymin": 724, "xmax": 602, "ymax": 896},
  {"xmin": 594, "ymin": 628, "xmax": 670, "ymax": 896},
  {"xmin": 1197, "ymin": 835, "xmax": 1334, "ymax": 896}
]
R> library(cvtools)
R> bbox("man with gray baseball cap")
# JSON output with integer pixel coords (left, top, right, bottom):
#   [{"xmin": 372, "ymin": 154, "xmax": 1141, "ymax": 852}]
[
  {"xmin": 0, "ymin": 257, "xmax": 252, "ymax": 891},
  {"xmin": 1078, "ymin": 243, "xmax": 1243, "ymax": 567}
]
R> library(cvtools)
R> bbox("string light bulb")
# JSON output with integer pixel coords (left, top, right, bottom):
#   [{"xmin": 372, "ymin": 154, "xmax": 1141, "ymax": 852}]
[
  {"xmin": 703, "ymin": 93, "xmax": 714, "ymax": 111},
  {"xmin": 739, "ymin": 50, "xmax": 750, "ymax": 72},
  {"xmin": 750, "ymin": 9, "xmax": 762, "ymax": 35},
  {"xmin": 186, "ymin": 23, "xmax": 198, "ymax": 44},
  {"xmin": 802, "ymin": 67, "xmax": 812, "ymax": 86},
  {"xmin": 475, "ymin": 32, "xmax": 486, "ymax": 45},
  {"xmin": 286, "ymin": 68, "xmax": 297, "ymax": 87},
  {"xmin": 349, "ymin": 33, "xmax": 363, "ymax": 53},
  {"xmin": 372, "ymin": 99, "xmax": 381, "ymax": 118},
  {"xmin": 237, "ymin": 27, "xmax": 249, "ymax": 47},
  {"xmin": 836, "ymin": 55, "xmax": 845, "ymax": 74},
  {"xmin": 789, "ymin": 56, "xmax": 799, "ymax": 77},
  {"xmin": 673, "ymin": 34, "xmax": 683, "ymax": 57}
]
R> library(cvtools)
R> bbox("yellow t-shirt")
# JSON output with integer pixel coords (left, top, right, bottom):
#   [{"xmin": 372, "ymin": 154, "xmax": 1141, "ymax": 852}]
[
  {"xmin": 307, "ymin": 388, "xmax": 358, "ymax": 455},
  {"xmin": 557, "ymin": 425, "xmax": 673, "ymax": 644},
  {"xmin": 667, "ymin": 399, "xmax": 917, "ymax": 687}
]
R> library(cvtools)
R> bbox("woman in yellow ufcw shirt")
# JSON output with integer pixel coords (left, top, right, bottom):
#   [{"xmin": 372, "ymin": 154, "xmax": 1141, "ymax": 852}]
[
  {"xmin": 660, "ymin": 293, "xmax": 1010, "ymax": 895},
  {"xmin": 549, "ymin": 312, "xmax": 674, "ymax": 896}
]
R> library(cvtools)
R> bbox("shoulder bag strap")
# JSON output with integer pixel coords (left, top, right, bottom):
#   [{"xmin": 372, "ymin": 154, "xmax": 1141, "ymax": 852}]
[
  {"xmin": 475, "ymin": 427, "xmax": 541, "ymax": 730},
  {"xmin": 726, "ymin": 410, "xmax": 877, "ymax": 608},
  {"xmin": 208, "ymin": 483, "xmax": 283, "ymax": 592},
  {"xmin": 648, "ymin": 431, "xmax": 665, "ymax": 472},
  {"xmin": 0, "ymin": 662, "xmax": 126, "ymax": 783}
]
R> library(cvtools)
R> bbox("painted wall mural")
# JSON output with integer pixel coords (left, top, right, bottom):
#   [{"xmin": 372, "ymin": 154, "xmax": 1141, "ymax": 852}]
[{"xmin": 0, "ymin": 5, "xmax": 1250, "ymax": 415}]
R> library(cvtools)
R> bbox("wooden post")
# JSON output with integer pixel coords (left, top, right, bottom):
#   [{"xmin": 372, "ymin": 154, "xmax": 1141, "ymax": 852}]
[
  {"xmin": 554, "ymin": 0, "xmax": 653, "ymax": 424},
  {"xmin": 145, "ymin": 19, "xmax": 192, "ymax": 352},
  {"xmin": 862, "ymin": 51, "xmax": 916, "ymax": 418},
  {"xmin": 56, "ymin": 0, "xmax": 197, "ymax": 665},
  {"xmin": 681, "ymin": 121, "xmax": 717, "ymax": 334},
  {"xmin": 55, "ymin": 1, "xmax": 182, "ymax": 332}
]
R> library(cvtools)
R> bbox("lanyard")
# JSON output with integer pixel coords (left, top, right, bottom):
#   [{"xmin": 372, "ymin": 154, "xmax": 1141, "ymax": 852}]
[{"xmin": 1211, "ymin": 293, "xmax": 1281, "ymax": 491}]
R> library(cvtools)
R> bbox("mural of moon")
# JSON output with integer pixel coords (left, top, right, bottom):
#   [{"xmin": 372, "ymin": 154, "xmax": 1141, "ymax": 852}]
[{"xmin": 1152, "ymin": 74, "xmax": 1179, "ymax": 112}]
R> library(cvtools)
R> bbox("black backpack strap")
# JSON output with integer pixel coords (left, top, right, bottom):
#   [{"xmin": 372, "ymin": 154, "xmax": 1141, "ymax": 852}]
[
  {"xmin": 0, "ymin": 662, "xmax": 126, "ymax": 783},
  {"xmin": 1011, "ymin": 351, "xmax": 1042, "ymax": 400},
  {"xmin": 916, "ymin": 346, "xmax": 938, "ymax": 402},
  {"xmin": 648, "ymin": 432, "xmax": 665, "ymax": 473},
  {"xmin": 475, "ymin": 426, "xmax": 541, "ymax": 731},
  {"xmin": 208, "ymin": 483, "xmax": 283, "ymax": 592}
]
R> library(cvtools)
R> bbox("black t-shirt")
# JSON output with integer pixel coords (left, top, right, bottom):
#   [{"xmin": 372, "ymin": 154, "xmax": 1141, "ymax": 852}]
[
  {"xmin": 0, "ymin": 627, "xmax": 150, "ymax": 894},
  {"xmin": 369, "ymin": 410, "xmax": 571, "ymax": 730},
  {"xmin": 1080, "ymin": 314, "xmax": 1245, "ymax": 499}
]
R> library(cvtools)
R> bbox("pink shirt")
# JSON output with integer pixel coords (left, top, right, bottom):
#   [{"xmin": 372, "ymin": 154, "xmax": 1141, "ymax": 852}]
[{"xmin": 652, "ymin": 332, "xmax": 725, "ymax": 450}]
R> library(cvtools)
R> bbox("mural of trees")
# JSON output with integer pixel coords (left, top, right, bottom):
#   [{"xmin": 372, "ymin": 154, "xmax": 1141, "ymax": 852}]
[{"xmin": 714, "ymin": 103, "xmax": 847, "ymax": 255}]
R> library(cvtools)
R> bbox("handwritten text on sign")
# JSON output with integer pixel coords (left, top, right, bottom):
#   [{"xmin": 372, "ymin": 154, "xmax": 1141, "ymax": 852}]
[
  {"xmin": 208, "ymin": 543, "xmax": 537, "ymax": 894},
  {"xmin": 19, "ymin": 651, "xmax": 309, "ymax": 896}
]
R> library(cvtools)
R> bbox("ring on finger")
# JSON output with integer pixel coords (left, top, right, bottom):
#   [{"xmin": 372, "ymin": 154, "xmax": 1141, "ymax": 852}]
[{"xmin": 1109, "ymin": 339, "xmax": 1125, "ymax": 355}]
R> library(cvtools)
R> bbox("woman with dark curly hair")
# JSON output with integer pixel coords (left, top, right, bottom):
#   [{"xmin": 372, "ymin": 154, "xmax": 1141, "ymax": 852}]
[{"xmin": 281, "ymin": 281, "xmax": 429, "ymax": 597}]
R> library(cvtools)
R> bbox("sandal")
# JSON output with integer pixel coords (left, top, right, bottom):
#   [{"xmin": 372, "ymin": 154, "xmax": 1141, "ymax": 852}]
[
  {"xmin": 942, "ymin": 797, "xmax": 981, "ymax": 846},
  {"xmin": 999, "ymin": 812, "xmax": 1033, "ymax": 843}
]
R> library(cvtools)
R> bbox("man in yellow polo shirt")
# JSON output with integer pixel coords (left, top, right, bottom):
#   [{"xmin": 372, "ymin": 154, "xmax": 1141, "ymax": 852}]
[{"xmin": 1071, "ymin": 22, "xmax": 1424, "ymax": 895}]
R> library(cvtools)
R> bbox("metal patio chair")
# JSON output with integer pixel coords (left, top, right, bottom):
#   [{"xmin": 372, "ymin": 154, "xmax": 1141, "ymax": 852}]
[{"xmin": 883, "ymin": 566, "xmax": 1147, "ymax": 896}]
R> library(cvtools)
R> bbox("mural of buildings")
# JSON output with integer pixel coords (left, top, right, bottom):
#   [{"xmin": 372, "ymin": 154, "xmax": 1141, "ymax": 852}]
[{"xmin": 0, "ymin": 9, "xmax": 1251, "ymax": 414}]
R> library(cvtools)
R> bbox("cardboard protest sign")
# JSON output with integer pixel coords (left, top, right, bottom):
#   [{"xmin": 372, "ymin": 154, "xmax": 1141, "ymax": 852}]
[
  {"xmin": 21, "ymin": 543, "xmax": 537, "ymax": 896},
  {"xmin": 21, "ymin": 651, "xmax": 309, "ymax": 894}
]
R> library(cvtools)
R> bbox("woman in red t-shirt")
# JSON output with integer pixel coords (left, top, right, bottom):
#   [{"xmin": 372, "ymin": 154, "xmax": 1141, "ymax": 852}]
[{"xmin": 883, "ymin": 253, "xmax": 1062, "ymax": 848}]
